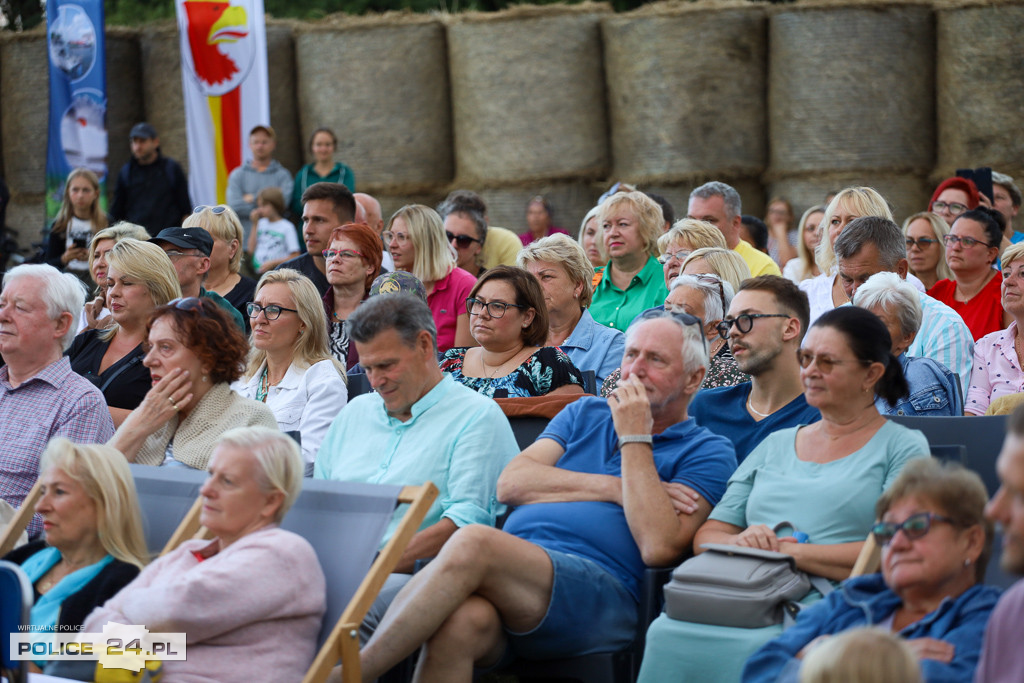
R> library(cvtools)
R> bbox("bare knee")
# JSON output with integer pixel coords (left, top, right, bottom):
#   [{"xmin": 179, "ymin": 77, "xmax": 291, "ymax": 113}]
[
  {"xmin": 425, "ymin": 596, "xmax": 505, "ymax": 664},
  {"xmin": 435, "ymin": 524, "xmax": 507, "ymax": 575}
]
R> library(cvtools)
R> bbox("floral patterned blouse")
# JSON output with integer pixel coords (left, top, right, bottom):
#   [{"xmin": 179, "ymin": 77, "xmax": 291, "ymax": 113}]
[
  {"xmin": 440, "ymin": 346, "xmax": 585, "ymax": 398},
  {"xmin": 600, "ymin": 342, "xmax": 749, "ymax": 397}
]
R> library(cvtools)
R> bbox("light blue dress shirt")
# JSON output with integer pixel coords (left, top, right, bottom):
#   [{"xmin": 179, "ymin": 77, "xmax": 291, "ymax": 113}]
[
  {"xmin": 314, "ymin": 374, "xmax": 519, "ymax": 544},
  {"xmin": 907, "ymin": 291, "xmax": 974, "ymax": 397},
  {"xmin": 561, "ymin": 309, "xmax": 626, "ymax": 383}
]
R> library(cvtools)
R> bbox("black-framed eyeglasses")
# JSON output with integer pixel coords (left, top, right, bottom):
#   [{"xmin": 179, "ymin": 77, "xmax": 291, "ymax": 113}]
[
  {"xmin": 716, "ymin": 313, "xmax": 789, "ymax": 340},
  {"xmin": 871, "ymin": 512, "xmax": 955, "ymax": 546},
  {"xmin": 796, "ymin": 349, "xmax": 872, "ymax": 374},
  {"xmin": 168, "ymin": 297, "xmax": 205, "ymax": 312},
  {"xmin": 636, "ymin": 307, "xmax": 704, "ymax": 329},
  {"xmin": 905, "ymin": 237, "xmax": 939, "ymax": 250},
  {"xmin": 931, "ymin": 201, "xmax": 968, "ymax": 216},
  {"xmin": 466, "ymin": 297, "xmax": 526, "ymax": 318},
  {"xmin": 943, "ymin": 234, "xmax": 995, "ymax": 249},
  {"xmin": 192, "ymin": 205, "xmax": 228, "ymax": 215},
  {"xmin": 247, "ymin": 302, "xmax": 299, "ymax": 321},
  {"xmin": 446, "ymin": 231, "xmax": 482, "ymax": 249}
]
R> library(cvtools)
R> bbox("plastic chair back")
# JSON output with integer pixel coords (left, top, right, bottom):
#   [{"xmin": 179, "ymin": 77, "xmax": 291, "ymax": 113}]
[{"xmin": 0, "ymin": 560, "xmax": 32, "ymax": 683}]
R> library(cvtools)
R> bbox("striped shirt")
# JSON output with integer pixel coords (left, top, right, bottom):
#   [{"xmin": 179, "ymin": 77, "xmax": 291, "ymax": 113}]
[
  {"xmin": 0, "ymin": 357, "xmax": 114, "ymax": 534},
  {"xmin": 907, "ymin": 291, "xmax": 974, "ymax": 398}
]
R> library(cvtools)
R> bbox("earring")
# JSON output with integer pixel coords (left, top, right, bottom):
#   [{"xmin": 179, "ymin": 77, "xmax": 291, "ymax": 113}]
[{"xmin": 964, "ymin": 558, "xmax": 972, "ymax": 567}]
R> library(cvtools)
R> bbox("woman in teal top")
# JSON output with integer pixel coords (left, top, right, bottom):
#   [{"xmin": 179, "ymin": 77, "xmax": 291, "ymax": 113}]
[
  {"xmin": 290, "ymin": 127, "xmax": 356, "ymax": 218},
  {"xmin": 637, "ymin": 306, "xmax": 931, "ymax": 683},
  {"xmin": 3, "ymin": 438, "xmax": 147, "ymax": 672},
  {"xmin": 589, "ymin": 190, "xmax": 669, "ymax": 330}
]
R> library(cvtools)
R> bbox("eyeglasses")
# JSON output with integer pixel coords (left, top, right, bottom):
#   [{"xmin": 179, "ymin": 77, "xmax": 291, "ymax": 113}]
[
  {"xmin": 796, "ymin": 349, "xmax": 873, "ymax": 374},
  {"xmin": 466, "ymin": 297, "xmax": 527, "ymax": 318},
  {"xmin": 695, "ymin": 274, "xmax": 727, "ymax": 314},
  {"xmin": 192, "ymin": 205, "xmax": 228, "ymax": 214},
  {"xmin": 657, "ymin": 249, "xmax": 691, "ymax": 265},
  {"xmin": 322, "ymin": 249, "xmax": 365, "ymax": 261},
  {"xmin": 871, "ymin": 512, "xmax": 955, "ymax": 546},
  {"xmin": 446, "ymin": 231, "xmax": 482, "ymax": 249},
  {"xmin": 942, "ymin": 234, "xmax": 994, "ymax": 249},
  {"xmin": 164, "ymin": 250, "xmax": 203, "ymax": 261},
  {"xmin": 905, "ymin": 237, "xmax": 939, "ymax": 250},
  {"xmin": 383, "ymin": 230, "xmax": 409, "ymax": 245},
  {"xmin": 931, "ymin": 201, "xmax": 968, "ymax": 216},
  {"xmin": 246, "ymin": 302, "xmax": 299, "ymax": 321},
  {"xmin": 716, "ymin": 313, "xmax": 789, "ymax": 340}
]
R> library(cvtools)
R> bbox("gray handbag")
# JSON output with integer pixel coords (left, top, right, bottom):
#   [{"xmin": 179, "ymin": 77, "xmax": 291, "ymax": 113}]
[{"xmin": 663, "ymin": 543, "xmax": 816, "ymax": 628}]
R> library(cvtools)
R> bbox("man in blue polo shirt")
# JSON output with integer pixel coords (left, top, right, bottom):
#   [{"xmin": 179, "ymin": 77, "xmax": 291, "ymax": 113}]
[
  {"xmin": 690, "ymin": 275, "xmax": 820, "ymax": 462},
  {"xmin": 355, "ymin": 311, "xmax": 737, "ymax": 678}
]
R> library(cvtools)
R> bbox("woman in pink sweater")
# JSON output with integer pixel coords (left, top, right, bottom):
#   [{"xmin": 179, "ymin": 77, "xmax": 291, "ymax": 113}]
[{"xmin": 84, "ymin": 426, "xmax": 325, "ymax": 681}]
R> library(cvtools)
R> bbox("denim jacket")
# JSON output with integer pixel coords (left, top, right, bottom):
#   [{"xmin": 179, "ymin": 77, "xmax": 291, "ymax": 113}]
[
  {"xmin": 742, "ymin": 574, "xmax": 1000, "ymax": 683},
  {"xmin": 876, "ymin": 353, "xmax": 963, "ymax": 417}
]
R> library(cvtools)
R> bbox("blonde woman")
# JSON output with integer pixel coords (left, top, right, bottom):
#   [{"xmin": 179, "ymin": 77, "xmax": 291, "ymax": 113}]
[
  {"xmin": 680, "ymin": 246, "xmax": 752, "ymax": 294},
  {"xmin": 590, "ymin": 190, "xmax": 668, "ymax": 329},
  {"xmin": 184, "ymin": 204, "xmax": 256, "ymax": 324},
  {"xmin": 800, "ymin": 187, "xmax": 895, "ymax": 323},
  {"xmin": 68, "ymin": 239, "xmax": 181, "ymax": 426},
  {"xmin": 386, "ymin": 204, "xmax": 476, "ymax": 351},
  {"xmin": 234, "ymin": 269, "xmax": 348, "ymax": 474},
  {"xmin": 518, "ymin": 234, "xmax": 624, "ymax": 382},
  {"xmin": 46, "ymin": 168, "xmax": 109, "ymax": 278},
  {"xmin": 80, "ymin": 222, "xmax": 151, "ymax": 332},
  {"xmin": 783, "ymin": 205, "xmax": 826, "ymax": 284},
  {"xmin": 902, "ymin": 211, "xmax": 953, "ymax": 291},
  {"xmin": 658, "ymin": 218, "xmax": 728, "ymax": 288},
  {"xmin": 3, "ymin": 438, "xmax": 146, "ymax": 672},
  {"xmin": 578, "ymin": 205, "xmax": 605, "ymax": 269}
]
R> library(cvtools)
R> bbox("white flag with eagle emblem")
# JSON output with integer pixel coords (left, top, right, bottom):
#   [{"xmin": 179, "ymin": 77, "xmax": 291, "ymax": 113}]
[{"xmin": 176, "ymin": 0, "xmax": 270, "ymax": 206}]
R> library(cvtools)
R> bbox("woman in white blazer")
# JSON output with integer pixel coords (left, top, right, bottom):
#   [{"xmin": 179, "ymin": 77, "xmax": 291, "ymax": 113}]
[{"xmin": 234, "ymin": 268, "xmax": 348, "ymax": 474}]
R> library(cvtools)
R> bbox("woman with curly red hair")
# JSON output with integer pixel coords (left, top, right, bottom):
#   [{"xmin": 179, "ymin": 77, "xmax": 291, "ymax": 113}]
[{"xmin": 109, "ymin": 297, "xmax": 277, "ymax": 469}]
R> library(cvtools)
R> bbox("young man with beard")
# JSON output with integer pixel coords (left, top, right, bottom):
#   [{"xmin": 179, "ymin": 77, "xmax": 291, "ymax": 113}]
[{"xmin": 688, "ymin": 275, "xmax": 820, "ymax": 462}]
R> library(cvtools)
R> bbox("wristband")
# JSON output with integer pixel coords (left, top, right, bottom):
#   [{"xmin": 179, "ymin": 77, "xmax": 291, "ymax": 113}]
[{"xmin": 618, "ymin": 434, "xmax": 653, "ymax": 450}]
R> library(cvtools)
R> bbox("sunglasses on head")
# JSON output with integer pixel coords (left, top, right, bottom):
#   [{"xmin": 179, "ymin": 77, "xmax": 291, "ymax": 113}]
[
  {"xmin": 193, "ymin": 205, "xmax": 228, "ymax": 215},
  {"xmin": 446, "ymin": 231, "xmax": 482, "ymax": 249},
  {"xmin": 167, "ymin": 297, "xmax": 205, "ymax": 312}
]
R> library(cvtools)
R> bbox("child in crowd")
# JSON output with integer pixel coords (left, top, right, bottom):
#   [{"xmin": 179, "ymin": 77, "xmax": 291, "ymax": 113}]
[{"xmin": 248, "ymin": 187, "xmax": 300, "ymax": 273}]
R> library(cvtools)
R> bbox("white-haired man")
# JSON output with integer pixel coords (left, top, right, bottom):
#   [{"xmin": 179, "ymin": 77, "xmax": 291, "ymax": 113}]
[{"xmin": 0, "ymin": 264, "xmax": 114, "ymax": 533}]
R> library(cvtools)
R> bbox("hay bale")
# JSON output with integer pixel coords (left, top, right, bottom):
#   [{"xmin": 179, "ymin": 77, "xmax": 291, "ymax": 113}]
[
  {"xmin": 377, "ymin": 191, "xmax": 451, "ymax": 227},
  {"xmin": 936, "ymin": 3, "xmax": 1024, "ymax": 173},
  {"xmin": 139, "ymin": 24, "xmax": 188, "ymax": 173},
  {"xmin": 266, "ymin": 20, "xmax": 301, "ymax": 176},
  {"xmin": 0, "ymin": 32, "xmax": 48, "ymax": 196},
  {"xmin": 766, "ymin": 172, "xmax": 931, "ymax": 227},
  {"xmin": 476, "ymin": 182, "xmax": 605, "ymax": 239},
  {"xmin": 603, "ymin": 5, "xmax": 767, "ymax": 183},
  {"xmin": 447, "ymin": 6, "xmax": 609, "ymax": 184},
  {"xmin": 295, "ymin": 15, "xmax": 452, "ymax": 194},
  {"xmin": 5, "ymin": 194, "xmax": 47, "ymax": 248},
  {"xmin": 768, "ymin": 4, "xmax": 934, "ymax": 174},
  {"xmin": 105, "ymin": 28, "xmax": 143, "ymax": 196}
]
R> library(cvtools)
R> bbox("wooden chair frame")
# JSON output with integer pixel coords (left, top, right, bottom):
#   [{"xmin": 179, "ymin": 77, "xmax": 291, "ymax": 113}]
[
  {"xmin": 0, "ymin": 481, "xmax": 43, "ymax": 558},
  {"xmin": 163, "ymin": 480, "xmax": 438, "ymax": 683}
]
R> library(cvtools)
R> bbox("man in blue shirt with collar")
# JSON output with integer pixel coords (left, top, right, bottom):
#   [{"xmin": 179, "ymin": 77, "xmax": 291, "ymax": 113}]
[{"xmin": 689, "ymin": 275, "xmax": 820, "ymax": 462}]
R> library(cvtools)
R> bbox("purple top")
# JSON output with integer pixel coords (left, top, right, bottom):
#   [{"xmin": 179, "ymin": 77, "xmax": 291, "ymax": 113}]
[{"xmin": 519, "ymin": 226, "xmax": 569, "ymax": 247}]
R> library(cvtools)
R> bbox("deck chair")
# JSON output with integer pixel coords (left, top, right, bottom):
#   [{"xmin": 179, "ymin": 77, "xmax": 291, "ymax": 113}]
[
  {"xmin": 163, "ymin": 477, "xmax": 438, "ymax": 683},
  {"xmin": 0, "ymin": 560, "xmax": 32, "ymax": 683},
  {"xmin": 0, "ymin": 480, "xmax": 43, "ymax": 558},
  {"xmin": 129, "ymin": 464, "xmax": 209, "ymax": 556}
]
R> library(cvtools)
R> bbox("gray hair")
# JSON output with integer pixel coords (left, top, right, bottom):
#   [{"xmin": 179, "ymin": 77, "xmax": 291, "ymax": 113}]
[
  {"xmin": 215, "ymin": 427, "xmax": 304, "ymax": 524},
  {"xmin": 3, "ymin": 263, "xmax": 86, "ymax": 351},
  {"xmin": 833, "ymin": 216, "xmax": 907, "ymax": 271},
  {"xmin": 852, "ymin": 271, "xmax": 923, "ymax": 337},
  {"xmin": 348, "ymin": 293, "xmax": 437, "ymax": 351},
  {"xmin": 669, "ymin": 273, "xmax": 734, "ymax": 325},
  {"xmin": 436, "ymin": 200, "xmax": 488, "ymax": 245},
  {"xmin": 993, "ymin": 171, "xmax": 1023, "ymax": 208},
  {"xmin": 689, "ymin": 181, "xmax": 742, "ymax": 222},
  {"xmin": 624, "ymin": 310, "xmax": 709, "ymax": 376}
]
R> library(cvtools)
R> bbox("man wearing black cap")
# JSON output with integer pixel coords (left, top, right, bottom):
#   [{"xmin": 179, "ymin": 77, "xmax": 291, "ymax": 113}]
[
  {"xmin": 110, "ymin": 122, "xmax": 192, "ymax": 237},
  {"xmin": 150, "ymin": 226, "xmax": 245, "ymax": 331}
]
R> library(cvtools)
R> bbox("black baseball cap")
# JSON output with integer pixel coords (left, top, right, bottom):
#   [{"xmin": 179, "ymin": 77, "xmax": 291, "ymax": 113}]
[
  {"xmin": 129, "ymin": 122, "xmax": 158, "ymax": 140},
  {"xmin": 150, "ymin": 227, "xmax": 214, "ymax": 256}
]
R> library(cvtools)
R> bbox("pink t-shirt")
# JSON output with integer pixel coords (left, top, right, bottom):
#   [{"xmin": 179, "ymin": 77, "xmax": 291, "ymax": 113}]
[
  {"xmin": 429, "ymin": 267, "xmax": 477, "ymax": 352},
  {"xmin": 966, "ymin": 322, "xmax": 1024, "ymax": 415}
]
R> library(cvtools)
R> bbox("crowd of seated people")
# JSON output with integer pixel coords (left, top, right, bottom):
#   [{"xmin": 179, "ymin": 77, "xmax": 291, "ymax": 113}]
[{"xmin": 8, "ymin": 169, "xmax": 1024, "ymax": 683}]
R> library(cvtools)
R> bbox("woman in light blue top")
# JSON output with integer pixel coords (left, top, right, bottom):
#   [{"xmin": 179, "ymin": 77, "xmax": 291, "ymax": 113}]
[
  {"xmin": 637, "ymin": 306, "xmax": 931, "ymax": 683},
  {"xmin": 517, "ymin": 234, "xmax": 624, "ymax": 383}
]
